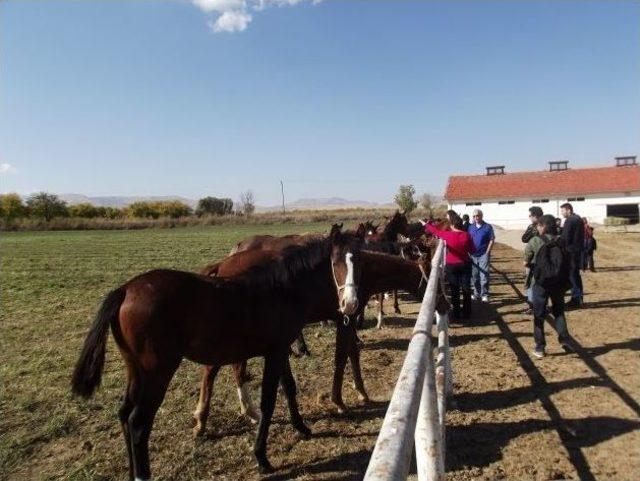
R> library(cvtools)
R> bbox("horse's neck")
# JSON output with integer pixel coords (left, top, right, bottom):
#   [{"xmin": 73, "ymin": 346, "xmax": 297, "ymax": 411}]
[
  {"xmin": 382, "ymin": 220, "xmax": 399, "ymax": 241},
  {"xmin": 362, "ymin": 253, "xmax": 422, "ymax": 295}
]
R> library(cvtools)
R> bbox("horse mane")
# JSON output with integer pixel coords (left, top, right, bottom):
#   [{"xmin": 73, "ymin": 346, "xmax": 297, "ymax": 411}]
[{"xmin": 228, "ymin": 236, "xmax": 333, "ymax": 292}]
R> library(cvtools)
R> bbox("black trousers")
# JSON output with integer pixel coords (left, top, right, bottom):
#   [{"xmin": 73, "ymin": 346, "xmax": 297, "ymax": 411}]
[
  {"xmin": 568, "ymin": 252, "xmax": 584, "ymax": 301},
  {"xmin": 531, "ymin": 284, "xmax": 569, "ymax": 350},
  {"xmin": 445, "ymin": 262, "xmax": 472, "ymax": 318}
]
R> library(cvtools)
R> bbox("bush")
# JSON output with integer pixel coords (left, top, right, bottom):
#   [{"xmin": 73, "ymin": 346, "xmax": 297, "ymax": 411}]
[
  {"xmin": 196, "ymin": 197, "xmax": 233, "ymax": 216},
  {"xmin": 0, "ymin": 193, "xmax": 26, "ymax": 222},
  {"xmin": 68, "ymin": 203, "xmax": 100, "ymax": 218},
  {"xmin": 155, "ymin": 201, "xmax": 192, "ymax": 219},
  {"xmin": 126, "ymin": 201, "xmax": 160, "ymax": 219}
]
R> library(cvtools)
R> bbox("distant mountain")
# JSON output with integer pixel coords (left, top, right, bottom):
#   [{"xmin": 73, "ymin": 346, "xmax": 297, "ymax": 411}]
[
  {"xmin": 58, "ymin": 194, "xmax": 198, "ymax": 208},
  {"xmin": 258, "ymin": 197, "xmax": 395, "ymax": 212},
  {"xmin": 56, "ymin": 194, "xmax": 397, "ymax": 212}
]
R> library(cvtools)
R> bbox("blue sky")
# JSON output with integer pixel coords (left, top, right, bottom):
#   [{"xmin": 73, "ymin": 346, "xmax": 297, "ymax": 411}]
[{"xmin": 1, "ymin": 1, "xmax": 639, "ymax": 205}]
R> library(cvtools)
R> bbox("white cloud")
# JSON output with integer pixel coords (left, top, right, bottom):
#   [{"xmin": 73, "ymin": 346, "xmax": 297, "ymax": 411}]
[
  {"xmin": 192, "ymin": 0, "xmax": 317, "ymax": 33},
  {"xmin": 209, "ymin": 9, "xmax": 252, "ymax": 32},
  {"xmin": 0, "ymin": 163, "xmax": 18, "ymax": 175}
]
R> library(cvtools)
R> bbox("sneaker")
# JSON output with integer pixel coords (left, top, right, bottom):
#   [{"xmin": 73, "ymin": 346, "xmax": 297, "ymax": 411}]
[
  {"xmin": 481, "ymin": 295, "xmax": 490, "ymax": 303},
  {"xmin": 566, "ymin": 298, "xmax": 583, "ymax": 309},
  {"xmin": 532, "ymin": 348, "xmax": 545, "ymax": 359}
]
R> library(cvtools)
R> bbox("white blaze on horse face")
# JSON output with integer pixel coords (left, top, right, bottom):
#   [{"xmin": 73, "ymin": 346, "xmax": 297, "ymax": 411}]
[{"xmin": 341, "ymin": 252, "xmax": 358, "ymax": 315}]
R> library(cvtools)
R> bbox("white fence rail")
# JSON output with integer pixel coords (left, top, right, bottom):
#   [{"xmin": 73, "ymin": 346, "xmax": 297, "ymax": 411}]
[{"xmin": 364, "ymin": 239, "xmax": 451, "ymax": 481}]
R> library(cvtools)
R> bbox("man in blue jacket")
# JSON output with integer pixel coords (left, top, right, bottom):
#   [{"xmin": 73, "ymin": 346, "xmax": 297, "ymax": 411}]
[{"xmin": 468, "ymin": 209, "xmax": 495, "ymax": 303}]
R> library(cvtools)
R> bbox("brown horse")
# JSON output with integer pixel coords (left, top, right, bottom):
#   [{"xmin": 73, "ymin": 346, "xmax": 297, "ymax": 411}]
[
  {"xmin": 192, "ymin": 248, "xmax": 436, "ymax": 437},
  {"xmin": 71, "ymin": 225, "xmax": 362, "ymax": 478}
]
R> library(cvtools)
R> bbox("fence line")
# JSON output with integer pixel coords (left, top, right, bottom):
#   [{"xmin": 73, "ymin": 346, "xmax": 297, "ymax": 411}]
[{"xmin": 364, "ymin": 239, "xmax": 451, "ymax": 481}]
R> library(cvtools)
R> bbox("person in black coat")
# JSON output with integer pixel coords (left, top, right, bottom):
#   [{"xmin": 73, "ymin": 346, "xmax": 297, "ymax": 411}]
[
  {"xmin": 521, "ymin": 206, "xmax": 544, "ymax": 314},
  {"xmin": 462, "ymin": 214, "xmax": 470, "ymax": 232},
  {"xmin": 522, "ymin": 206, "xmax": 544, "ymax": 243},
  {"xmin": 560, "ymin": 202, "xmax": 584, "ymax": 307}
]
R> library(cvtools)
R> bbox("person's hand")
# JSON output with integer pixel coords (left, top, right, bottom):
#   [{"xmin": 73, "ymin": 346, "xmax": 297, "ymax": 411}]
[{"xmin": 419, "ymin": 219, "xmax": 427, "ymax": 226}]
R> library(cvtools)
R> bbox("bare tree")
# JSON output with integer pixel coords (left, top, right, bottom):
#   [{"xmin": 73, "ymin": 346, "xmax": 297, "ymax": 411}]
[
  {"xmin": 420, "ymin": 193, "xmax": 436, "ymax": 218},
  {"xmin": 238, "ymin": 190, "xmax": 255, "ymax": 216}
]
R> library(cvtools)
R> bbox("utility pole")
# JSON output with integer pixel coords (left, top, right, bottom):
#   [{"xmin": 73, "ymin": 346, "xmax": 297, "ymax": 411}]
[{"xmin": 280, "ymin": 180, "xmax": 285, "ymax": 214}]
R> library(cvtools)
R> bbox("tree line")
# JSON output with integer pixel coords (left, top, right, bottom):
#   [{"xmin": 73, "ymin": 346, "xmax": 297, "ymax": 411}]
[{"xmin": 0, "ymin": 191, "xmax": 256, "ymax": 224}]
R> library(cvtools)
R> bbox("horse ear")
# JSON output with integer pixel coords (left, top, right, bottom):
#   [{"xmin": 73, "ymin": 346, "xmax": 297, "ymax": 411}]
[
  {"xmin": 356, "ymin": 223, "xmax": 366, "ymax": 240},
  {"xmin": 329, "ymin": 223, "xmax": 342, "ymax": 242}
]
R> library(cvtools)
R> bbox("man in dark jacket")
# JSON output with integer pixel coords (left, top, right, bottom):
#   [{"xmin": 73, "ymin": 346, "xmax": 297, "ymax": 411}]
[
  {"xmin": 526, "ymin": 214, "xmax": 573, "ymax": 358},
  {"xmin": 462, "ymin": 214, "xmax": 470, "ymax": 231},
  {"xmin": 522, "ymin": 206, "xmax": 544, "ymax": 243},
  {"xmin": 560, "ymin": 202, "xmax": 584, "ymax": 308},
  {"xmin": 521, "ymin": 206, "xmax": 544, "ymax": 314}
]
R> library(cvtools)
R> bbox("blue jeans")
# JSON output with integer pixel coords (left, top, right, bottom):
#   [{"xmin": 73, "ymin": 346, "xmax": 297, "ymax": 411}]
[{"xmin": 471, "ymin": 253, "xmax": 490, "ymax": 297}]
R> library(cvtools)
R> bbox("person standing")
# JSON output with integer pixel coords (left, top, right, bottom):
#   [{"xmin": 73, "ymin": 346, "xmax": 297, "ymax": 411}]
[
  {"xmin": 584, "ymin": 226, "xmax": 597, "ymax": 272},
  {"xmin": 522, "ymin": 206, "xmax": 544, "ymax": 313},
  {"xmin": 560, "ymin": 202, "xmax": 584, "ymax": 308},
  {"xmin": 461, "ymin": 214, "xmax": 471, "ymax": 232},
  {"xmin": 522, "ymin": 206, "xmax": 543, "ymax": 243},
  {"xmin": 420, "ymin": 211, "xmax": 475, "ymax": 320},
  {"xmin": 468, "ymin": 209, "xmax": 495, "ymax": 303},
  {"xmin": 525, "ymin": 214, "xmax": 573, "ymax": 358}
]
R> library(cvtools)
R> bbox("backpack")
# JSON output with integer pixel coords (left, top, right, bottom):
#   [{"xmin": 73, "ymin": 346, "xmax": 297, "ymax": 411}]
[{"xmin": 533, "ymin": 237, "xmax": 570, "ymax": 290}]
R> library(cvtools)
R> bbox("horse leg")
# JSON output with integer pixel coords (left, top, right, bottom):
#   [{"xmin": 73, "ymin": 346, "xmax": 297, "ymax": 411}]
[
  {"xmin": 291, "ymin": 331, "xmax": 311, "ymax": 357},
  {"xmin": 347, "ymin": 326, "xmax": 369, "ymax": 403},
  {"xmin": 393, "ymin": 289, "xmax": 402, "ymax": 314},
  {"xmin": 280, "ymin": 357, "xmax": 311, "ymax": 438},
  {"xmin": 234, "ymin": 361, "xmax": 261, "ymax": 423},
  {"xmin": 254, "ymin": 351, "xmax": 285, "ymax": 474},
  {"xmin": 118, "ymin": 381, "xmax": 135, "ymax": 481},
  {"xmin": 128, "ymin": 362, "xmax": 179, "ymax": 481},
  {"xmin": 376, "ymin": 293, "xmax": 385, "ymax": 329},
  {"xmin": 330, "ymin": 323, "xmax": 350, "ymax": 413},
  {"xmin": 193, "ymin": 364, "xmax": 220, "ymax": 437}
]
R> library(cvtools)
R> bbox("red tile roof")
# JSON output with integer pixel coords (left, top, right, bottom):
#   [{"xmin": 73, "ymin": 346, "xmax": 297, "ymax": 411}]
[{"xmin": 445, "ymin": 165, "xmax": 640, "ymax": 201}]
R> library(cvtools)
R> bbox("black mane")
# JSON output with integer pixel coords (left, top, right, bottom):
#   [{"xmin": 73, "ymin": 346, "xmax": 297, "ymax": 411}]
[{"xmin": 230, "ymin": 236, "xmax": 333, "ymax": 292}]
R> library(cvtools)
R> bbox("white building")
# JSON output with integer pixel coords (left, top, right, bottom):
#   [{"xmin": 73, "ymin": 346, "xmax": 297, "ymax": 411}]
[{"xmin": 445, "ymin": 157, "xmax": 640, "ymax": 229}]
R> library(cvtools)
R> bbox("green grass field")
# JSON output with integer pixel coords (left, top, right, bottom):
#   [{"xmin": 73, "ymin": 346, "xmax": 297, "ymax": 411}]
[{"xmin": 1, "ymin": 223, "xmax": 335, "ymax": 480}]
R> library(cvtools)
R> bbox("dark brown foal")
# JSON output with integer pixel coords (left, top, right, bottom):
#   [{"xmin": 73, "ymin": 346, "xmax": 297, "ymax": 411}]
[{"xmin": 71, "ymin": 225, "xmax": 362, "ymax": 478}]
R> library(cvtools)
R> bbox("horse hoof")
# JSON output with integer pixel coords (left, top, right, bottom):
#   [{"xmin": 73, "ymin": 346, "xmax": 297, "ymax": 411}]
[
  {"xmin": 192, "ymin": 424, "xmax": 205, "ymax": 438},
  {"xmin": 358, "ymin": 393, "xmax": 370, "ymax": 403},
  {"xmin": 257, "ymin": 462, "xmax": 275, "ymax": 474},
  {"xmin": 296, "ymin": 425, "xmax": 312, "ymax": 439}
]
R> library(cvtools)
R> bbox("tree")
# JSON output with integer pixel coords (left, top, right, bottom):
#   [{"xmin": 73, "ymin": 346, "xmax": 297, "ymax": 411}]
[
  {"xmin": 238, "ymin": 190, "xmax": 255, "ymax": 216},
  {"xmin": 419, "ymin": 193, "xmax": 436, "ymax": 218},
  {"xmin": 196, "ymin": 196, "xmax": 234, "ymax": 216},
  {"xmin": 26, "ymin": 192, "xmax": 68, "ymax": 221},
  {"xmin": 0, "ymin": 193, "xmax": 26, "ymax": 222},
  {"xmin": 69, "ymin": 203, "xmax": 100, "ymax": 218},
  {"xmin": 394, "ymin": 185, "xmax": 417, "ymax": 214}
]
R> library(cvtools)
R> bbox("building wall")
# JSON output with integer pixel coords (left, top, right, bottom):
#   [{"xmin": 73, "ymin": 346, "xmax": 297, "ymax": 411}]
[{"xmin": 449, "ymin": 192, "xmax": 640, "ymax": 229}]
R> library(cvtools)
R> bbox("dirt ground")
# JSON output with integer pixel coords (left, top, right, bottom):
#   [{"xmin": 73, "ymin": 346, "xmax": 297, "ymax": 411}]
[{"xmin": 4, "ymin": 232, "xmax": 638, "ymax": 480}]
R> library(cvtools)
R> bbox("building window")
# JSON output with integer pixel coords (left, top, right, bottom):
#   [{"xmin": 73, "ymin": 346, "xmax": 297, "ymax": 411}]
[
  {"xmin": 498, "ymin": 200, "xmax": 515, "ymax": 205},
  {"xmin": 465, "ymin": 202, "xmax": 482, "ymax": 206},
  {"xmin": 533, "ymin": 199, "xmax": 550, "ymax": 203},
  {"xmin": 541, "ymin": 199, "xmax": 549, "ymax": 203},
  {"xmin": 567, "ymin": 197, "xmax": 585, "ymax": 202}
]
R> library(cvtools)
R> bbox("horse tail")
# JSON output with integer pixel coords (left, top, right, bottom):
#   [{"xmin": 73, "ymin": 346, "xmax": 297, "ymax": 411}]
[{"xmin": 71, "ymin": 287, "xmax": 126, "ymax": 399}]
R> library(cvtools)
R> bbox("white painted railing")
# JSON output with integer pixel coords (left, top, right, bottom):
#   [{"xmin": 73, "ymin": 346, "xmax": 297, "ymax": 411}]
[{"xmin": 364, "ymin": 239, "xmax": 451, "ymax": 481}]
